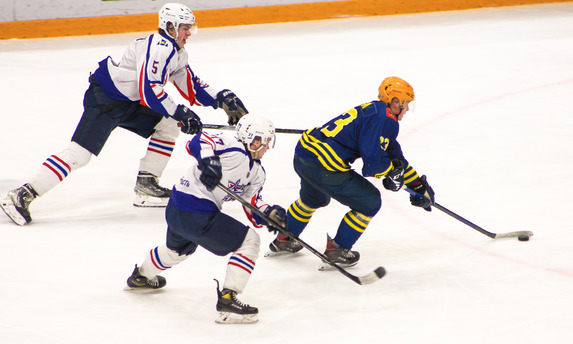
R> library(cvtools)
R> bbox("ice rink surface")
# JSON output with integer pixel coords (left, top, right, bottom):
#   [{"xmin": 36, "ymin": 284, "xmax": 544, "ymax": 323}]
[{"xmin": 1, "ymin": 3, "xmax": 573, "ymax": 343}]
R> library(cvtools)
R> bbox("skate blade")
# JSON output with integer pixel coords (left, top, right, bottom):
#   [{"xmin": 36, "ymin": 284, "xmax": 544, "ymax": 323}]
[
  {"xmin": 0, "ymin": 196, "xmax": 29, "ymax": 226},
  {"xmin": 123, "ymin": 286, "xmax": 165, "ymax": 293},
  {"xmin": 264, "ymin": 249, "xmax": 299, "ymax": 258},
  {"xmin": 133, "ymin": 194, "xmax": 168, "ymax": 208},
  {"xmin": 215, "ymin": 312, "xmax": 259, "ymax": 324},
  {"xmin": 318, "ymin": 261, "xmax": 358, "ymax": 271}
]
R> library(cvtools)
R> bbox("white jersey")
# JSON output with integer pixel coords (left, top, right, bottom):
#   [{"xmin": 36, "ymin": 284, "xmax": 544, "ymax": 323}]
[
  {"xmin": 92, "ymin": 31, "xmax": 218, "ymax": 117},
  {"xmin": 170, "ymin": 131, "xmax": 270, "ymax": 227}
]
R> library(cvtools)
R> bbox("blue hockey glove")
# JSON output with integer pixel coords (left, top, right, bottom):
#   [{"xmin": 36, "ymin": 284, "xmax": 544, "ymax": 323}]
[
  {"xmin": 382, "ymin": 159, "xmax": 405, "ymax": 192},
  {"xmin": 216, "ymin": 89, "xmax": 248, "ymax": 125},
  {"xmin": 198, "ymin": 156, "xmax": 222, "ymax": 191},
  {"xmin": 174, "ymin": 105, "xmax": 202, "ymax": 135},
  {"xmin": 409, "ymin": 175, "xmax": 435, "ymax": 212},
  {"xmin": 263, "ymin": 205, "xmax": 286, "ymax": 234}
]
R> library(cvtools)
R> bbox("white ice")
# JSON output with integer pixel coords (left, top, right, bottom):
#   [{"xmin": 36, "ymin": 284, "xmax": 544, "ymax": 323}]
[{"xmin": 1, "ymin": 3, "xmax": 573, "ymax": 343}]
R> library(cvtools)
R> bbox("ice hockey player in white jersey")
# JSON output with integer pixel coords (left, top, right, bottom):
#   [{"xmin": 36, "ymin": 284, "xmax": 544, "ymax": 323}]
[
  {"xmin": 0, "ymin": 3, "xmax": 248, "ymax": 226},
  {"xmin": 125, "ymin": 114, "xmax": 286, "ymax": 324}
]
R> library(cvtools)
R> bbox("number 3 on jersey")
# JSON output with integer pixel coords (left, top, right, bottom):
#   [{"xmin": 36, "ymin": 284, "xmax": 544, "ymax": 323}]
[{"xmin": 321, "ymin": 108, "xmax": 358, "ymax": 137}]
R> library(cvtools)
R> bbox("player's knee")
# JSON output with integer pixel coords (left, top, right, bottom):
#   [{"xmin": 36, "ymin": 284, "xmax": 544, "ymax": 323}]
[
  {"xmin": 235, "ymin": 227, "xmax": 260, "ymax": 259},
  {"xmin": 301, "ymin": 194, "xmax": 330, "ymax": 209},
  {"xmin": 360, "ymin": 188, "xmax": 382, "ymax": 217},
  {"xmin": 160, "ymin": 244, "xmax": 189, "ymax": 265},
  {"xmin": 153, "ymin": 117, "xmax": 181, "ymax": 140},
  {"xmin": 61, "ymin": 142, "xmax": 92, "ymax": 170}
]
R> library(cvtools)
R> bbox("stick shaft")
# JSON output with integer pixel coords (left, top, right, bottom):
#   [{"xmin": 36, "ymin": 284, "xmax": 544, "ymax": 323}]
[
  {"xmin": 203, "ymin": 123, "xmax": 305, "ymax": 134},
  {"xmin": 404, "ymin": 187, "xmax": 532, "ymax": 239},
  {"xmin": 217, "ymin": 183, "xmax": 380, "ymax": 284},
  {"xmin": 432, "ymin": 203, "xmax": 496, "ymax": 238}
]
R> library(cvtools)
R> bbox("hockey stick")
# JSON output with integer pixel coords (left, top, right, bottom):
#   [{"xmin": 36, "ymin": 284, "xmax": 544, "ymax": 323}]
[
  {"xmin": 203, "ymin": 124, "xmax": 305, "ymax": 134},
  {"xmin": 405, "ymin": 188, "xmax": 533, "ymax": 240},
  {"xmin": 217, "ymin": 183, "xmax": 386, "ymax": 285}
]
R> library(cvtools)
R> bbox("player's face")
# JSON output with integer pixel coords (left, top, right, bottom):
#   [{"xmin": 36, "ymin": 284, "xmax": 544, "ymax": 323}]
[
  {"xmin": 390, "ymin": 98, "xmax": 410, "ymax": 121},
  {"xmin": 177, "ymin": 24, "xmax": 194, "ymax": 48},
  {"xmin": 249, "ymin": 138, "xmax": 271, "ymax": 159}
]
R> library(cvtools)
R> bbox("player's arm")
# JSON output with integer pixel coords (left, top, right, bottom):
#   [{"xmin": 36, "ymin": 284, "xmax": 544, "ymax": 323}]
[
  {"xmin": 358, "ymin": 108, "xmax": 396, "ymax": 178},
  {"xmin": 172, "ymin": 61, "xmax": 248, "ymax": 125},
  {"xmin": 186, "ymin": 133, "xmax": 224, "ymax": 191},
  {"xmin": 387, "ymin": 141, "xmax": 435, "ymax": 210},
  {"xmin": 241, "ymin": 170, "xmax": 286, "ymax": 231},
  {"xmin": 171, "ymin": 65, "xmax": 218, "ymax": 107},
  {"xmin": 137, "ymin": 36, "xmax": 179, "ymax": 117},
  {"xmin": 185, "ymin": 132, "xmax": 217, "ymax": 161}
]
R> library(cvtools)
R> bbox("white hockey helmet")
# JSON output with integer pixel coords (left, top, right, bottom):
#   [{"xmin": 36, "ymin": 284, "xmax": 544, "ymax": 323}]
[
  {"xmin": 158, "ymin": 3, "xmax": 198, "ymax": 35},
  {"xmin": 236, "ymin": 114, "xmax": 276, "ymax": 152}
]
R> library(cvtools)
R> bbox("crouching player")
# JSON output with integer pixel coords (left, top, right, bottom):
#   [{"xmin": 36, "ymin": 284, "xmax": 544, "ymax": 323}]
[{"xmin": 125, "ymin": 114, "xmax": 285, "ymax": 324}]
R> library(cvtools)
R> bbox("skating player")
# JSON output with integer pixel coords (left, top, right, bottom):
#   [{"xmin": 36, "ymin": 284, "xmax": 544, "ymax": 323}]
[
  {"xmin": 126, "ymin": 114, "xmax": 285, "ymax": 324},
  {"xmin": 267, "ymin": 77, "xmax": 435, "ymax": 269},
  {"xmin": 1, "ymin": 3, "xmax": 248, "ymax": 225}
]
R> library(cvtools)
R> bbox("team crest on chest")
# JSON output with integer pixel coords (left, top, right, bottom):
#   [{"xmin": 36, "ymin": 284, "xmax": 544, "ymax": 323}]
[{"xmin": 224, "ymin": 179, "xmax": 249, "ymax": 201}]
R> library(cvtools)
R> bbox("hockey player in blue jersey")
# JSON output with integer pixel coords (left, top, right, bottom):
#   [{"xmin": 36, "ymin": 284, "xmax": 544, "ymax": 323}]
[
  {"xmin": 125, "ymin": 114, "xmax": 286, "ymax": 324},
  {"xmin": 0, "ymin": 3, "xmax": 248, "ymax": 226},
  {"xmin": 267, "ymin": 76, "xmax": 435, "ymax": 267}
]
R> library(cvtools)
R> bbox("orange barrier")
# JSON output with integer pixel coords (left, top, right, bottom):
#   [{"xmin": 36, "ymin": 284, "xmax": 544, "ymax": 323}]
[{"xmin": 0, "ymin": 0, "xmax": 570, "ymax": 40}]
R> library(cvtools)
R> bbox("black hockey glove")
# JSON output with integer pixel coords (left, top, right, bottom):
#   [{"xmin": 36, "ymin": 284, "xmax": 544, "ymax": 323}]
[
  {"xmin": 409, "ymin": 175, "xmax": 435, "ymax": 212},
  {"xmin": 216, "ymin": 89, "xmax": 248, "ymax": 125},
  {"xmin": 174, "ymin": 105, "xmax": 202, "ymax": 135},
  {"xmin": 382, "ymin": 159, "xmax": 405, "ymax": 192},
  {"xmin": 263, "ymin": 205, "xmax": 286, "ymax": 234},
  {"xmin": 198, "ymin": 156, "xmax": 222, "ymax": 191}
]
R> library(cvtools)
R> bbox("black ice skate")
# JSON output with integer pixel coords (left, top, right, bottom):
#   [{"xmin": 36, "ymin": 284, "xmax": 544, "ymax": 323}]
[
  {"xmin": 133, "ymin": 172, "xmax": 172, "ymax": 208},
  {"xmin": 214, "ymin": 279, "xmax": 258, "ymax": 324},
  {"xmin": 265, "ymin": 233, "xmax": 303, "ymax": 257},
  {"xmin": 0, "ymin": 183, "xmax": 37, "ymax": 226},
  {"xmin": 319, "ymin": 234, "xmax": 360, "ymax": 271},
  {"xmin": 125, "ymin": 265, "xmax": 166, "ymax": 290}
]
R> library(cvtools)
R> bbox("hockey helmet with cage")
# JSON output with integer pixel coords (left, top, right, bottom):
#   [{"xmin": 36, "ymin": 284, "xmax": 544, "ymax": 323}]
[
  {"xmin": 158, "ymin": 3, "xmax": 198, "ymax": 35},
  {"xmin": 236, "ymin": 114, "xmax": 276, "ymax": 152},
  {"xmin": 378, "ymin": 76, "xmax": 415, "ymax": 109}
]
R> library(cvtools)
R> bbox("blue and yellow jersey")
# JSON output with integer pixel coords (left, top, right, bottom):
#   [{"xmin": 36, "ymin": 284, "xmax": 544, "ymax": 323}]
[{"xmin": 295, "ymin": 100, "xmax": 421, "ymax": 184}]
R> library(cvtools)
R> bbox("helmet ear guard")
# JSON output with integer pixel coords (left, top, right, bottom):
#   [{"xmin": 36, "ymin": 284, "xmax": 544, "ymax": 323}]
[{"xmin": 378, "ymin": 76, "xmax": 415, "ymax": 109}]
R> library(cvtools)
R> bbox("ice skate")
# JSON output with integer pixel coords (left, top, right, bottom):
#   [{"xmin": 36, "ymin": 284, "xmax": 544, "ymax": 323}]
[
  {"xmin": 214, "ymin": 279, "xmax": 258, "ymax": 324},
  {"xmin": 0, "ymin": 184, "xmax": 37, "ymax": 226},
  {"xmin": 125, "ymin": 265, "xmax": 166, "ymax": 291},
  {"xmin": 265, "ymin": 233, "xmax": 303, "ymax": 257},
  {"xmin": 318, "ymin": 234, "xmax": 360, "ymax": 271},
  {"xmin": 133, "ymin": 172, "xmax": 171, "ymax": 207}
]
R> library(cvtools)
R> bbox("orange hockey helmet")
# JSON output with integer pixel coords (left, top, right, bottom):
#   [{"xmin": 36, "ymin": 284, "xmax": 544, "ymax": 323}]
[{"xmin": 378, "ymin": 77, "xmax": 415, "ymax": 108}]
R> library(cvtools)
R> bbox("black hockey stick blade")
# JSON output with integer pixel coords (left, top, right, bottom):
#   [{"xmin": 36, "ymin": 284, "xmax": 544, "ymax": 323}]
[
  {"xmin": 355, "ymin": 266, "xmax": 386, "ymax": 285},
  {"xmin": 217, "ymin": 183, "xmax": 386, "ymax": 285},
  {"xmin": 203, "ymin": 123, "xmax": 305, "ymax": 134},
  {"xmin": 405, "ymin": 188, "xmax": 534, "ymax": 240}
]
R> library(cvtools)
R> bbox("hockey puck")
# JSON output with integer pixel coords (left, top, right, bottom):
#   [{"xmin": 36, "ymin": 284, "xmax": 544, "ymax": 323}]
[{"xmin": 518, "ymin": 235, "xmax": 529, "ymax": 241}]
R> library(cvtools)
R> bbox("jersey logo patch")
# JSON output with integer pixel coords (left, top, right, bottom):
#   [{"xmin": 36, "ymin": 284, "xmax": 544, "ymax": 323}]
[
  {"xmin": 223, "ymin": 179, "xmax": 249, "ymax": 201},
  {"xmin": 385, "ymin": 108, "xmax": 397, "ymax": 121}
]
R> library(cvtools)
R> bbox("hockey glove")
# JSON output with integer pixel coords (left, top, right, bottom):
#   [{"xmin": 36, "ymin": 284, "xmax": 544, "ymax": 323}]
[
  {"xmin": 263, "ymin": 205, "xmax": 286, "ymax": 234},
  {"xmin": 174, "ymin": 105, "xmax": 203, "ymax": 135},
  {"xmin": 382, "ymin": 159, "xmax": 405, "ymax": 192},
  {"xmin": 409, "ymin": 175, "xmax": 435, "ymax": 212},
  {"xmin": 216, "ymin": 89, "xmax": 248, "ymax": 125},
  {"xmin": 198, "ymin": 156, "xmax": 222, "ymax": 191}
]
